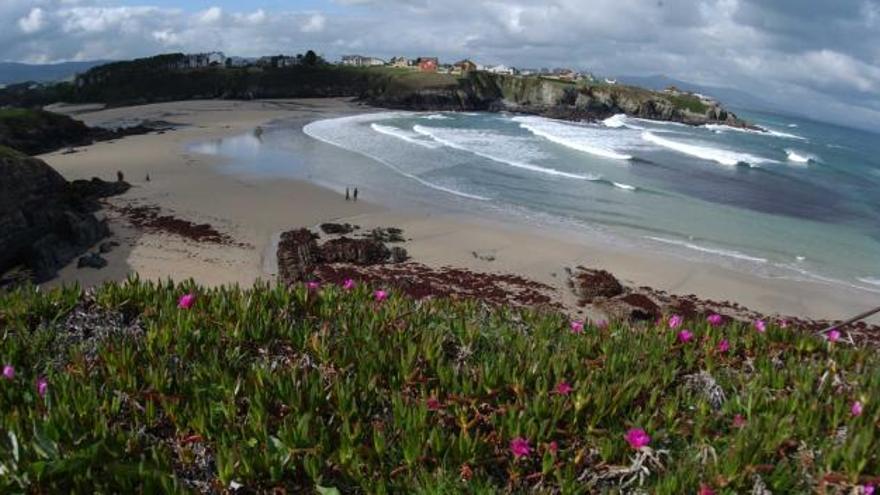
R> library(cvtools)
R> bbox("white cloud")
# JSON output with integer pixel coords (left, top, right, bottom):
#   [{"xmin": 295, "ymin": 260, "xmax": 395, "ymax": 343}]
[
  {"xmin": 300, "ymin": 14, "xmax": 326, "ymax": 33},
  {"xmin": 18, "ymin": 8, "xmax": 45, "ymax": 34},
  {"xmin": 197, "ymin": 6, "xmax": 223, "ymax": 25}
]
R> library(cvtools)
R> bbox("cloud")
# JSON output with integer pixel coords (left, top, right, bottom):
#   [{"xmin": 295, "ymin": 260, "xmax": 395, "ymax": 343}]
[{"xmin": 0, "ymin": 0, "xmax": 877, "ymax": 128}]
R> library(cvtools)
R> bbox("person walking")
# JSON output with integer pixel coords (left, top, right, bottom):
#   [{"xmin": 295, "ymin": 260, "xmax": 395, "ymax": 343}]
[
  {"xmin": 345, "ymin": 187, "xmax": 350, "ymax": 201},
  {"xmin": 353, "ymin": 187, "xmax": 359, "ymax": 202}
]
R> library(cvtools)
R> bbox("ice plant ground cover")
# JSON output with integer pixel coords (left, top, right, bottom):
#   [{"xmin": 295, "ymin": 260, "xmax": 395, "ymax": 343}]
[{"xmin": 0, "ymin": 278, "xmax": 877, "ymax": 493}]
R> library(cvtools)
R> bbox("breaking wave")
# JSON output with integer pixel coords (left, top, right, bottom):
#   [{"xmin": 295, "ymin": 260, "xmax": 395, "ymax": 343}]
[
  {"xmin": 642, "ymin": 131, "xmax": 773, "ymax": 167},
  {"xmin": 646, "ymin": 236, "xmax": 768, "ymax": 263},
  {"xmin": 512, "ymin": 116, "xmax": 634, "ymax": 160},
  {"xmin": 601, "ymin": 114, "xmax": 644, "ymax": 130},
  {"xmin": 785, "ymin": 149, "xmax": 816, "ymax": 164},
  {"xmin": 422, "ymin": 114, "xmax": 451, "ymax": 120},
  {"xmin": 413, "ymin": 125, "xmax": 599, "ymax": 180},
  {"xmin": 370, "ymin": 123, "xmax": 441, "ymax": 149}
]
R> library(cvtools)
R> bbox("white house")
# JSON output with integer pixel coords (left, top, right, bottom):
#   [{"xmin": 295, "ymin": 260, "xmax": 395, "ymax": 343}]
[
  {"xmin": 486, "ymin": 64, "xmax": 515, "ymax": 75},
  {"xmin": 341, "ymin": 55, "xmax": 386, "ymax": 67}
]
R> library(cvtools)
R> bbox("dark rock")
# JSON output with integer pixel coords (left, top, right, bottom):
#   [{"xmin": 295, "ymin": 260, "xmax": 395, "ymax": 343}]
[
  {"xmin": 277, "ymin": 229, "xmax": 320, "ymax": 282},
  {"xmin": 570, "ymin": 267, "xmax": 624, "ymax": 303},
  {"xmin": 68, "ymin": 177, "xmax": 131, "ymax": 203},
  {"xmin": 77, "ymin": 252, "xmax": 108, "ymax": 269},
  {"xmin": 99, "ymin": 241, "xmax": 119, "ymax": 254},
  {"xmin": 321, "ymin": 237, "xmax": 391, "ymax": 265},
  {"xmin": 369, "ymin": 227, "xmax": 405, "ymax": 243},
  {"xmin": 617, "ymin": 294, "xmax": 662, "ymax": 321},
  {"xmin": 0, "ymin": 154, "xmax": 122, "ymax": 282},
  {"xmin": 320, "ymin": 222, "xmax": 356, "ymax": 235},
  {"xmin": 391, "ymin": 247, "xmax": 409, "ymax": 263}
]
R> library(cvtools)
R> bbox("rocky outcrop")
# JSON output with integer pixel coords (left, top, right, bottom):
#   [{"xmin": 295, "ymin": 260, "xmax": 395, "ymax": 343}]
[
  {"xmin": 0, "ymin": 153, "xmax": 128, "ymax": 284},
  {"xmin": 569, "ymin": 267, "xmax": 625, "ymax": 304}
]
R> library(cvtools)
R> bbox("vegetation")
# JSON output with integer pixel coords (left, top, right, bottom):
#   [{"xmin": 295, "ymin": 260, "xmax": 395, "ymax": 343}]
[
  {"xmin": 665, "ymin": 93, "xmax": 711, "ymax": 114},
  {"xmin": 0, "ymin": 279, "xmax": 876, "ymax": 493},
  {"xmin": 0, "ymin": 144, "xmax": 25, "ymax": 159}
]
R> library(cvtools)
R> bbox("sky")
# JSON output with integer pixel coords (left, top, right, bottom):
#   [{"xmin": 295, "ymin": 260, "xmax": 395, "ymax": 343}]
[{"xmin": 2, "ymin": 0, "xmax": 880, "ymax": 129}]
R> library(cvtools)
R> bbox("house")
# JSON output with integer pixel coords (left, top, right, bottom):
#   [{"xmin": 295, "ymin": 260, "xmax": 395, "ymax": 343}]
[
  {"xmin": 389, "ymin": 56, "xmax": 411, "ymax": 68},
  {"xmin": 256, "ymin": 55, "xmax": 301, "ymax": 68},
  {"xmin": 604, "ymin": 78, "xmax": 618, "ymax": 85},
  {"xmin": 226, "ymin": 56, "xmax": 256, "ymax": 68},
  {"xmin": 486, "ymin": 64, "xmax": 515, "ymax": 75},
  {"xmin": 453, "ymin": 59, "xmax": 477, "ymax": 73},
  {"xmin": 416, "ymin": 57, "xmax": 438, "ymax": 72},
  {"xmin": 341, "ymin": 55, "xmax": 385, "ymax": 67}
]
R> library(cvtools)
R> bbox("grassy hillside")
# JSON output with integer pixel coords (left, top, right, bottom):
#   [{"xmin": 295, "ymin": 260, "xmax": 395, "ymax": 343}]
[{"xmin": 0, "ymin": 279, "xmax": 876, "ymax": 493}]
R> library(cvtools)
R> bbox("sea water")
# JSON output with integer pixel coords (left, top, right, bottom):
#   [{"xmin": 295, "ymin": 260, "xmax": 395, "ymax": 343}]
[{"xmin": 190, "ymin": 108, "xmax": 880, "ymax": 295}]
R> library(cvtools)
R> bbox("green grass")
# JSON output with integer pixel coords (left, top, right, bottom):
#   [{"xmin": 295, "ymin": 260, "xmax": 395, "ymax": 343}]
[
  {"xmin": 0, "ymin": 144, "xmax": 25, "ymax": 159},
  {"xmin": 665, "ymin": 94, "xmax": 711, "ymax": 114},
  {"xmin": 0, "ymin": 279, "xmax": 877, "ymax": 493}
]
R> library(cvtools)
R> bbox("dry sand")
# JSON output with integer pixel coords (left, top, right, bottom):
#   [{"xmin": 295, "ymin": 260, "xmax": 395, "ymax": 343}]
[{"xmin": 40, "ymin": 98, "xmax": 879, "ymax": 324}]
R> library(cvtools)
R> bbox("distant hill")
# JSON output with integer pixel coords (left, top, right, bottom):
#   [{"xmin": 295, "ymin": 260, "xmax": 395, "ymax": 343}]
[
  {"xmin": 0, "ymin": 61, "xmax": 110, "ymax": 86},
  {"xmin": 616, "ymin": 74, "xmax": 784, "ymax": 114}
]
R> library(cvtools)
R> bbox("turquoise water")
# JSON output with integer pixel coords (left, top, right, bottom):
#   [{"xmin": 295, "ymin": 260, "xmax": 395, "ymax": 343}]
[{"xmin": 190, "ymin": 109, "xmax": 880, "ymax": 295}]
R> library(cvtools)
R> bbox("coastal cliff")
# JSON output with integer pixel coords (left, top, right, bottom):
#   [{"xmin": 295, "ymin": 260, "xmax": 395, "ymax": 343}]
[{"xmin": 1, "ymin": 57, "xmax": 749, "ymax": 127}]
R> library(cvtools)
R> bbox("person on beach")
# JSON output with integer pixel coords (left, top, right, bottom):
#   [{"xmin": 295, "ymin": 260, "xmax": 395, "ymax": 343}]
[
  {"xmin": 117, "ymin": 170, "xmax": 124, "ymax": 182},
  {"xmin": 354, "ymin": 188, "xmax": 359, "ymax": 202},
  {"xmin": 346, "ymin": 187, "xmax": 350, "ymax": 201}
]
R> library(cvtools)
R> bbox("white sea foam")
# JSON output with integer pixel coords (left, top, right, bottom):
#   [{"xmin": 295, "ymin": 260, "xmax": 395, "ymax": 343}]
[
  {"xmin": 601, "ymin": 114, "xmax": 644, "ymax": 130},
  {"xmin": 642, "ymin": 131, "xmax": 773, "ymax": 167},
  {"xmin": 413, "ymin": 125, "xmax": 599, "ymax": 180},
  {"xmin": 788, "ymin": 123, "xmax": 798, "ymax": 128},
  {"xmin": 512, "ymin": 116, "xmax": 634, "ymax": 160},
  {"xmin": 422, "ymin": 114, "xmax": 451, "ymax": 120},
  {"xmin": 304, "ymin": 117, "xmax": 489, "ymax": 201},
  {"xmin": 612, "ymin": 182, "xmax": 637, "ymax": 191},
  {"xmin": 370, "ymin": 123, "xmax": 441, "ymax": 149},
  {"xmin": 646, "ymin": 236, "xmax": 768, "ymax": 263},
  {"xmin": 785, "ymin": 149, "xmax": 816, "ymax": 164},
  {"xmin": 859, "ymin": 277, "xmax": 880, "ymax": 287},
  {"xmin": 632, "ymin": 117, "xmax": 687, "ymax": 127},
  {"xmin": 758, "ymin": 125, "xmax": 807, "ymax": 140},
  {"xmin": 703, "ymin": 123, "xmax": 807, "ymax": 141}
]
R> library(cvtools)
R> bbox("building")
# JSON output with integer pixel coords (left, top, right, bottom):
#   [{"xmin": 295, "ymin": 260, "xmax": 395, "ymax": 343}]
[
  {"xmin": 341, "ymin": 55, "xmax": 385, "ymax": 67},
  {"xmin": 416, "ymin": 57, "xmax": 438, "ymax": 72},
  {"xmin": 256, "ymin": 55, "xmax": 301, "ymax": 68},
  {"xmin": 174, "ymin": 51, "xmax": 226, "ymax": 69},
  {"xmin": 486, "ymin": 64, "xmax": 515, "ymax": 75},
  {"xmin": 389, "ymin": 56, "xmax": 412, "ymax": 68},
  {"xmin": 453, "ymin": 59, "xmax": 478, "ymax": 74},
  {"xmin": 604, "ymin": 78, "xmax": 618, "ymax": 85}
]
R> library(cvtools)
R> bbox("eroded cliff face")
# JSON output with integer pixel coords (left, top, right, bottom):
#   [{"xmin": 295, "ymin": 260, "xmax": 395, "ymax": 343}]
[
  {"xmin": 367, "ymin": 72, "xmax": 748, "ymax": 127},
  {"xmin": 0, "ymin": 151, "xmax": 128, "ymax": 284}
]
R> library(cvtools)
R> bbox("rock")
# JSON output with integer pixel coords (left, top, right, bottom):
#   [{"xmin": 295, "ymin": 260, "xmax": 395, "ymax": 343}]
[
  {"xmin": 369, "ymin": 227, "xmax": 405, "ymax": 243},
  {"xmin": 391, "ymin": 246, "xmax": 409, "ymax": 263},
  {"xmin": 320, "ymin": 223, "xmax": 356, "ymax": 235},
  {"xmin": 321, "ymin": 237, "xmax": 391, "ymax": 265},
  {"xmin": 68, "ymin": 177, "xmax": 131, "ymax": 203},
  {"xmin": 0, "ymin": 154, "xmax": 118, "ymax": 282},
  {"xmin": 99, "ymin": 241, "xmax": 119, "ymax": 254},
  {"xmin": 615, "ymin": 293, "xmax": 662, "ymax": 321},
  {"xmin": 276, "ymin": 228, "xmax": 320, "ymax": 283},
  {"xmin": 77, "ymin": 252, "xmax": 108, "ymax": 269},
  {"xmin": 570, "ymin": 267, "xmax": 624, "ymax": 303}
]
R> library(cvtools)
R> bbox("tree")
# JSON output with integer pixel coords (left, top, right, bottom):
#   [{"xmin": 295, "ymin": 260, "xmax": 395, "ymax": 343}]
[{"xmin": 304, "ymin": 50, "xmax": 318, "ymax": 66}]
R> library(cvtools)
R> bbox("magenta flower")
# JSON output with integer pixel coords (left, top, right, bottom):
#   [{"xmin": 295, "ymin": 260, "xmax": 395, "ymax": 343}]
[
  {"xmin": 426, "ymin": 397, "xmax": 442, "ymax": 411},
  {"xmin": 668, "ymin": 315, "xmax": 684, "ymax": 329},
  {"xmin": 570, "ymin": 320, "xmax": 584, "ymax": 334},
  {"xmin": 677, "ymin": 330, "xmax": 694, "ymax": 343},
  {"xmin": 36, "ymin": 378, "xmax": 48, "ymax": 398},
  {"xmin": 548, "ymin": 441, "xmax": 559, "ymax": 455},
  {"xmin": 699, "ymin": 484, "xmax": 716, "ymax": 495},
  {"xmin": 555, "ymin": 381, "xmax": 573, "ymax": 396},
  {"xmin": 732, "ymin": 414, "xmax": 747, "ymax": 428},
  {"xmin": 707, "ymin": 313, "xmax": 723, "ymax": 327},
  {"xmin": 863, "ymin": 484, "xmax": 875, "ymax": 495},
  {"xmin": 754, "ymin": 319, "xmax": 767, "ymax": 333},
  {"xmin": 177, "ymin": 293, "xmax": 196, "ymax": 309},
  {"xmin": 2, "ymin": 365, "xmax": 14, "ymax": 380},
  {"xmin": 779, "ymin": 319, "xmax": 791, "ymax": 329},
  {"xmin": 826, "ymin": 329, "xmax": 841, "ymax": 342},
  {"xmin": 509, "ymin": 437, "xmax": 532, "ymax": 458},
  {"xmin": 624, "ymin": 428, "xmax": 651, "ymax": 450},
  {"xmin": 717, "ymin": 339, "xmax": 730, "ymax": 353},
  {"xmin": 373, "ymin": 290, "xmax": 389, "ymax": 302},
  {"xmin": 342, "ymin": 278, "xmax": 356, "ymax": 290},
  {"xmin": 852, "ymin": 401, "xmax": 864, "ymax": 417},
  {"xmin": 306, "ymin": 281, "xmax": 321, "ymax": 291}
]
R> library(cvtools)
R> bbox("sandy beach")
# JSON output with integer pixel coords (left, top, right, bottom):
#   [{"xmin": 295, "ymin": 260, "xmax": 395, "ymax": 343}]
[{"xmin": 41, "ymin": 98, "xmax": 879, "ymax": 324}]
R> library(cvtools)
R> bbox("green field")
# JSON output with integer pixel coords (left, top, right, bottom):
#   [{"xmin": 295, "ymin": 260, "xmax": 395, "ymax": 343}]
[{"xmin": 1, "ymin": 279, "xmax": 876, "ymax": 493}]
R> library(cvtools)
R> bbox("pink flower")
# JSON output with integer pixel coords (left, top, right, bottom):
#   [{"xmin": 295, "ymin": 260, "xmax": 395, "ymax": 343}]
[
  {"xmin": 177, "ymin": 293, "xmax": 196, "ymax": 309},
  {"xmin": 779, "ymin": 319, "xmax": 791, "ymax": 329},
  {"xmin": 707, "ymin": 313, "xmax": 723, "ymax": 327},
  {"xmin": 595, "ymin": 319, "xmax": 609, "ymax": 330},
  {"xmin": 373, "ymin": 290, "xmax": 388, "ymax": 302},
  {"xmin": 852, "ymin": 401, "xmax": 864, "ymax": 417},
  {"xmin": 426, "ymin": 397, "xmax": 442, "ymax": 411},
  {"xmin": 555, "ymin": 381, "xmax": 573, "ymax": 396},
  {"xmin": 668, "ymin": 315, "xmax": 684, "ymax": 329},
  {"xmin": 2, "ymin": 365, "xmax": 14, "ymax": 380},
  {"xmin": 306, "ymin": 281, "xmax": 321, "ymax": 291},
  {"xmin": 624, "ymin": 428, "xmax": 651, "ymax": 450},
  {"xmin": 754, "ymin": 319, "xmax": 767, "ymax": 333},
  {"xmin": 699, "ymin": 484, "xmax": 716, "ymax": 495},
  {"xmin": 570, "ymin": 320, "xmax": 584, "ymax": 334},
  {"xmin": 509, "ymin": 437, "xmax": 532, "ymax": 458},
  {"xmin": 826, "ymin": 329, "xmax": 841, "ymax": 342},
  {"xmin": 732, "ymin": 414, "xmax": 747, "ymax": 428},
  {"xmin": 342, "ymin": 278, "xmax": 356, "ymax": 290},
  {"xmin": 863, "ymin": 484, "xmax": 875, "ymax": 495},
  {"xmin": 36, "ymin": 378, "xmax": 48, "ymax": 398},
  {"xmin": 548, "ymin": 441, "xmax": 559, "ymax": 455},
  {"xmin": 717, "ymin": 339, "xmax": 730, "ymax": 353},
  {"xmin": 677, "ymin": 330, "xmax": 694, "ymax": 343}
]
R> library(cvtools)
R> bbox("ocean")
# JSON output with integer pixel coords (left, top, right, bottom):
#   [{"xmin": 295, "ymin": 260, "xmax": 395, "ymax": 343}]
[{"xmin": 190, "ymin": 107, "xmax": 880, "ymax": 296}]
